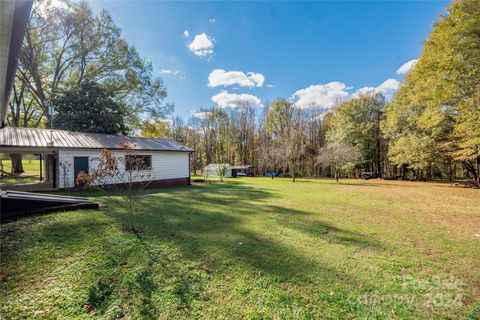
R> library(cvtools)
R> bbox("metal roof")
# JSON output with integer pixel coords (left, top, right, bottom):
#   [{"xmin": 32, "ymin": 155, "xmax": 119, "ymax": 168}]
[
  {"xmin": 0, "ymin": 127, "xmax": 193, "ymax": 152},
  {"xmin": 204, "ymin": 163, "xmax": 231, "ymax": 170},
  {"xmin": 231, "ymin": 165, "xmax": 253, "ymax": 169}
]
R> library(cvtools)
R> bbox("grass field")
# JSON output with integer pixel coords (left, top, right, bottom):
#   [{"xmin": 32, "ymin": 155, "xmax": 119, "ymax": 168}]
[
  {"xmin": 0, "ymin": 159, "xmax": 41, "ymax": 184},
  {"xmin": 1, "ymin": 178, "xmax": 479, "ymax": 319}
]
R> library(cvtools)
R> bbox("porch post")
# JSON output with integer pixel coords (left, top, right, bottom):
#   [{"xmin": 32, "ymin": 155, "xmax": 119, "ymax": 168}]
[
  {"xmin": 39, "ymin": 154, "xmax": 43, "ymax": 181},
  {"xmin": 52, "ymin": 154, "xmax": 57, "ymax": 189}
]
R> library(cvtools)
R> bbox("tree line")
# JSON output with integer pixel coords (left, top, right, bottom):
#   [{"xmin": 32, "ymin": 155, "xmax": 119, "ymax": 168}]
[
  {"xmin": 6, "ymin": 0, "xmax": 479, "ymax": 186},
  {"xmin": 141, "ymin": 89, "xmax": 477, "ymax": 185}
]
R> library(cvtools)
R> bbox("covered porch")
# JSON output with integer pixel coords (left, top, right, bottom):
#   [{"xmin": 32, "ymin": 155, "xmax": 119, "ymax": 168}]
[{"xmin": 0, "ymin": 147, "xmax": 58, "ymax": 192}]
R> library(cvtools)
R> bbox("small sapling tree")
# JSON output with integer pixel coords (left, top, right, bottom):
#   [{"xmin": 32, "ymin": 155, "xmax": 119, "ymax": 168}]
[
  {"xmin": 78, "ymin": 142, "xmax": 153, "ymax": 232},
  {"xmin": 216, "ymin": 164, "xmax": 228, "ymax": 182}
]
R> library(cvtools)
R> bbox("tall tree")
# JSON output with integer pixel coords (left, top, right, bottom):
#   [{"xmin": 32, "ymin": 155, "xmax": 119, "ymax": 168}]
[
  {"xmin": 283, "ymin": 107, "xmax": 306, "ymax": 182},
  {"xmin": 15, "ymin": 0, "xmax": 172, "ymax": 129},
  {"xmin": 8, "ymin": 80, "xmax": 44, "ymax": 129},
  {"xmin": 231, "ymin": 101, "xmax": 256, "ymax": 165},
  {"xmin": 185, "ymin": 126, "xmax": 203, "ymax": 175},
  {"xmin": 53, "ymin": 81, "xmax": 128, "ymax": 134},
  {"xmin": 7, "ymin": 81, "xmax": 44, "ymax": 174},
  {"xmin": 327, "ymin": 93, "xmax": 386, "ymax": 177},
  {"xmin": 383, "ymin": 0, "xmax": 480, "ymax": 185},
  {"xmin": 303, "ymin": 109, "xmax": 326, "ymax": 177},
  {"xmin": 265, "ymin": 99, "xmax": 294, "ymax": 139},
  {"xmin": 141, "ymin": 119, "xmax": 173, "ymax": 138},
  {"xmin": 262, "ymin": 99, "xmax": 308, "ymax": 180},
  {"xmin": 8, "ymin": 0, "xmax": 172, "ymax": 173}
]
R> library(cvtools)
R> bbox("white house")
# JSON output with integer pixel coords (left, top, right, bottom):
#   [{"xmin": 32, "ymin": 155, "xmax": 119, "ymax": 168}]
[{"xmin": 0, "ymin": 127, "xmax": 193, "ymax": 189}]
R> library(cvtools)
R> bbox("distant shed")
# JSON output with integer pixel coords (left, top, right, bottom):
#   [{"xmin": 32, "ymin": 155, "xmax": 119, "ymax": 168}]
[
  {"xmin": 204, "ymin": 164, "xmax": 233, "ymax": 178},
  {"xmin": 231, "ymin": 165, "xmax": 253, "ymax": 177}
]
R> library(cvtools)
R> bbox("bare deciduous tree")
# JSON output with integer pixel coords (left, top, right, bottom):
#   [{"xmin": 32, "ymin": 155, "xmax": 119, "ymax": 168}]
[
  {"xmin": 282, "ymin": 108, "xmax": 306, "ymax": 182},
  {"xmin": 317, "ymin": 142, "xmax": 361, "ymax": 182},
  {"xmin": 78, "ymin": 142, "xmax": 153, "ymax": 232}
]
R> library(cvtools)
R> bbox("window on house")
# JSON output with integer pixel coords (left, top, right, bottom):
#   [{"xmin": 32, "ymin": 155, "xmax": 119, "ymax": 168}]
[{"xmin": 125, "ymin": 155, "xmax": 152, "ymax": 171}]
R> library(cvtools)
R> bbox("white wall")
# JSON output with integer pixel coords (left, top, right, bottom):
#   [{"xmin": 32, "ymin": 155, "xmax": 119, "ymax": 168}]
[
  {"xmin": 204, "ymin": 168, "xmax": 233, "ymax": 178},
  {"xmin": 57, "ymin": 149, "xmax": 189, "ymax": 188}
]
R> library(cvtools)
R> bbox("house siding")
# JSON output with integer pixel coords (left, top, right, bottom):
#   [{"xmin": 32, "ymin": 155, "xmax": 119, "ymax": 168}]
[{"xmin": 57, "ymin": 149, "xmax": 190, "ymax": 189}]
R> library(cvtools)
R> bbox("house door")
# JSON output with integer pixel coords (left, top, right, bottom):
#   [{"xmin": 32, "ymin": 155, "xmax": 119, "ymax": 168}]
[{"xmin": 74, "ymin": 157, "xmax": 89, "ymax": 183}]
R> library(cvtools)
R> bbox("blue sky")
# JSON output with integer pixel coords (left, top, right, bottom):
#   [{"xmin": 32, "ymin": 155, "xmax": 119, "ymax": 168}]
[{"xmin": 88, "ymin": 0, "xmax": 449, "ymax": 121}]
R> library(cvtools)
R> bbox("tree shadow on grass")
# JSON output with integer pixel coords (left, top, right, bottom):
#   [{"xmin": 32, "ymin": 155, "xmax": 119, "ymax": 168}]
[
  {"xmin": 2, "ymin": 182, "xmax": 388, "ymax": 317},
  {"xmin": 267, "ymin": 207, "xmax": 386, "ymax": 251},
  {"xmin": 0, "ymin": 214, "xmax": 113, "ymax": 271},
  {"xmin": 1, "ymin": 214, "xmax": 161, "ymax": 318},
  {"xmin": 129, "ymin": 268, "xmax": 158, "ymax": 319},
  {"xmin": 90, "ymin": 183, "xmax": 385, "ymax": 282},
  {"xmin": 122, "ymin": 183, "xmax": 374, "ymax": 285},
  {"xmin": 83, "ymin": 242, "xmax": 159, "ymax": 319}
]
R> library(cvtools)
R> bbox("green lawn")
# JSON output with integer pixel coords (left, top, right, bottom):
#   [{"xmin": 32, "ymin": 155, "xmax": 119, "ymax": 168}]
[
  {"xmin": 1, "ymin": 178, "xmax": 479, "ymax": 319},
  {"xmin": 1, "ymin": 159, "xmax": 41, "ymax": 176},
  {"xmin": 0, "ymin": 159, "xmax": 41, "ymax": 184}
]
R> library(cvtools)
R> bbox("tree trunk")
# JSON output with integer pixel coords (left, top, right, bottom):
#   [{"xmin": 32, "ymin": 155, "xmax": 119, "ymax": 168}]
[
  {"xmin": 375, "ymin": 123, "xmax": 382, "ymax": 178},
  {"xmin": 476, "ymin": 156, "xmax": 480, "ymax": 187},
  {"xmin": 9, "ymin": 154, "xmax": 24, "ymax": 175},
  {"xmin": 463, "ymin": 159, "xmax": 479, "ymax": 187},
  {"xmin": 448, "ymin": 161, "xmax": 453, "ymax": 182}
]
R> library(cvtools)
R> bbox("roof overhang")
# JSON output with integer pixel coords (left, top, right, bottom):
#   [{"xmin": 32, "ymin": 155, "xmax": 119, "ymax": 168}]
[
  {"xmin": 1, "ymin": 0, "xmax": 33, "ymax": 127},
  {"xmin": 0, "ymin": 146, "xmax": 57, "ymax": 154}
]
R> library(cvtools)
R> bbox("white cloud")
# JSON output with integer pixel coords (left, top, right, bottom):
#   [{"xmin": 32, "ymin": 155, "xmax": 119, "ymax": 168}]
[
  {"xmin": 266, "ymin": 84, "xmax": 275, "ymax": 88},
  {"xmin": 377, "ymin": 78, "xmax": 400, "ymax": 92},
  {"xmin": 355, "ymin": 78, "xmax": 400, "ymax": 99},
  {"xmin": 292, "ymin": 82, "xmax": 351, "ymax": 111},
  {"xmin": 246, "ymin": 72, "xmax": 265, "ymax": 87},
  {"xmin": 294, "ymin": 78, "xmax": 401, "ymax": 111},
  {"xmin": 211, "ymin": 91, "xmax": 262, "ymax": 108},
  {"xmin": 209, "ymin": 18, "xmax": 216, "ymax": 23},
  {"xmin": 192, "ymin": 111, "xmax": 212, "ymax": 119},
  {"xmin": 208, "ymin": 69, "xmax": 265, "ymax": 88},
  {"xmin": 188, "ymin": 33, "xmax": 215, "ymax": 57},
  {"xmin": 183, "ymin": 30, "xmax": 189, "ymax": 38},
  {"xmin": 396, "ymin": 59, "xmax": 418, "ymax": 75},
  {"xmin": 159, "ymin": 69, "xmax": 180, "ymax": 75}
]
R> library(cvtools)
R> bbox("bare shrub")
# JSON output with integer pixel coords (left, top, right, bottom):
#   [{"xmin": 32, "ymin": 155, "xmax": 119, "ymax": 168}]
[{"xmin": 77, "ymin": 142, "xmax": 153, "ymax": 232}]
